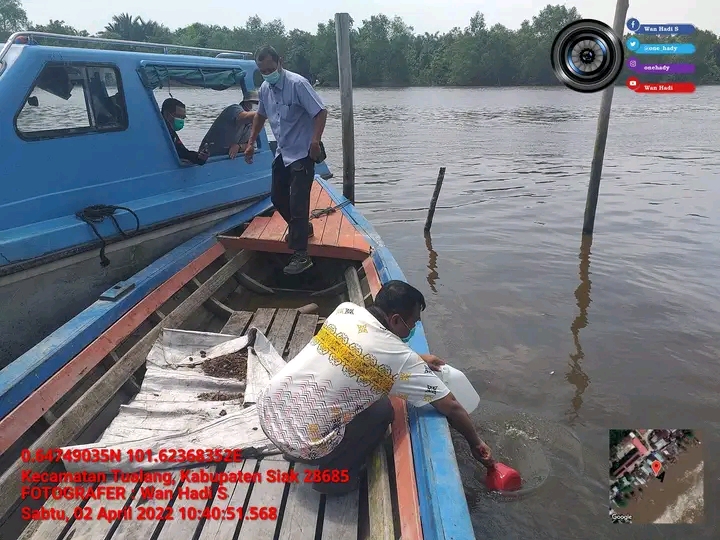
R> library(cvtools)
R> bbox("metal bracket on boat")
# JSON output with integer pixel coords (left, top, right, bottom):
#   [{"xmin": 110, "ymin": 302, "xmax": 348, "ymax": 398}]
[{"xmin": 99, "ymin": 280, "xmax": 136, "ymax": 301}]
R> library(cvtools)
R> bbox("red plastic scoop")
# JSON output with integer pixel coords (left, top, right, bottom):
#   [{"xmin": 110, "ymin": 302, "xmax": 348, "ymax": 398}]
[{"xmin": 486, "ymin": 462, "xmax": 522, "ymax": 492}]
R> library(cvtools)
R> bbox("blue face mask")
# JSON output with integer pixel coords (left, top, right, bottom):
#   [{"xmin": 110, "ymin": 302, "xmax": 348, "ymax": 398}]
[
  {"xmin": 263, "ymin": 70, "xmax": 281, "ymax": 85},
  {"xmin": 401, "ymin": 326, "xmax": 416, "ymax": 343},
  {"xmin": 398, "ymin": 316, "xmax": 416, "ymax": 343}
]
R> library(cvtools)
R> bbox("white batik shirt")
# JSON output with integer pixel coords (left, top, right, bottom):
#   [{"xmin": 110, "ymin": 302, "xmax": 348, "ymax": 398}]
[{"xmin": 256, "ymin": 302, "xmax": 450, "ymax": 459}]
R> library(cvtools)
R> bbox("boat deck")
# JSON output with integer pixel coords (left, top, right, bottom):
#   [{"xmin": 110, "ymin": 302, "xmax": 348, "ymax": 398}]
[
  {"xmin": 218, "ymin": 182, "xmax": 372, "ymax": 261},
  {"xmin": 19, "ymin": 304, "xmax": 403, "ymax": 540}
]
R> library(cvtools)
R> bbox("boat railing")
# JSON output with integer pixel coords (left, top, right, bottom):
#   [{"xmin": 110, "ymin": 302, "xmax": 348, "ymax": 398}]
[{"xmin": 0, "ymin": 31, "xmax": 253, "ymax": 72}]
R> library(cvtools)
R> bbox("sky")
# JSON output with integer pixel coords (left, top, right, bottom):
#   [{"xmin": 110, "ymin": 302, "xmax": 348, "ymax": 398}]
[{"xmin": 19, "ymin": 0, "xmax": 719, "ymax": 37}]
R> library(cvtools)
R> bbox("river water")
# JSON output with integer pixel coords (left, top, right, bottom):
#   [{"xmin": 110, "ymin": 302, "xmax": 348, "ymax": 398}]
[{"xmin": 177, "ymin": 85, "xmax": 720, "ymax": 538}]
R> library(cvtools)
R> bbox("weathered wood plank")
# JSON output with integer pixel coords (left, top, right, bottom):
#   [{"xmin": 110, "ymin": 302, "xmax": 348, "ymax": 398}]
[
  {"xmin": 267, "ymin": 309, "xmax": 298, "ymax": 356},
  {"xmin": 237, "ymin": 459, "xmax": 288, "ymax": 538},
  {"xmin": 367, "ymin": 439, "xmax": 394, "ymax": 539},
  {"xmin": 361, "ymin": 257, "xmax": 382, "ymax": 298},
  {"xmin": 344, "ymin": 266, "xmax": 364, "ymax": 305},
  {"xmin": 249, "ymin": 308, "xmax": 276, "ymax": 334},
  {"xmin": 286, "ymin": 314, "xmax": 319, "ymax": 361},
  {"xmin": 156, "ymin": 465, "xmax": 216, "ymax": 540},
  {"xmin": 197, "ymin": 461, "xmax": 255, "ymax": 540},
  {"xmin": 111, "ymin": 471, "xmax": 182, "ymax": 540},
  {"xmin": 62, "ymin": 479, "xmax": 138, "ymax": 539},
  {"xmin": 308, "ymin": 190, "xmax": 333, "ymax": 244},
  {"xmin": 18, "ymin": 482, "xmax": 93, "ymax": 540},
  {"xmin": 321, "ymin": 492, "xmax": 360, "ymax": 540},
  {"xmin": 320, "ymin": 204, "xmax": 343, "ymax": 248},
  {"xmin": 390, "ymin": 398, "xmax": 423, "ymax": 539},
  {"xmin": 217, "ymin": 236, "xmax": 370, "ymax": 261},
  {"xmin": 352, "ymin": 230, "xmax": 371, "ymax": 253},
  {"xmin": 0, "ymin": 251, "xmax": 254, "ymax": 521},
  {"xmin": 109, "ymin": 350, "xmax": 142, "ymax": 396},
  {"xmin": 346, "ymin": 264, "xmax": 394, "ymax": 539},
  {"xmin": 221, "ymin": 311, "xmax": 254, "ymax": 336},
  {"xmin": 309, "ymin": 181, "xmax": 323, "ymax": 214},
  {"xmin": 262, "ymin": 211, "xmax": 289, "ymax": 243},
  {"xmin": 277, "ymin": 465, "xmax": 322, "ymax": 540},
  {"xmin": 191, "ymin": 277, "xmax": 235, "ymax": 318},
  {"xmin": 242, "ymin": 216, "xmax": 271, "ymax": 240},
  {"xmin": 337, "ymin": 215, "xmax": 357, "ymax": 252}
]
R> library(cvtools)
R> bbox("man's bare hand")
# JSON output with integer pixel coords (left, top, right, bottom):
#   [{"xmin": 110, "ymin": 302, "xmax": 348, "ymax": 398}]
[
  {"xmin": 309, "ymin": 141, "xmax": 322, "ymax": 161},
  {"xmin": 229, "ymin": 143, "xmax": 240, "ymax": 159},
  {"xmin": 198, "ymin": 144, "xmax": 209, "ymax": 163},
  {"xmin": 419, "ymin": 353, "xmax": 445, "ymax": 372},
  {"xmin": 244, "ymin": 144, "xmax": 255, "ymax": 164},
  {"xmin": 471, "ymin": 440, "xmax": 494, "ymax": 468}
]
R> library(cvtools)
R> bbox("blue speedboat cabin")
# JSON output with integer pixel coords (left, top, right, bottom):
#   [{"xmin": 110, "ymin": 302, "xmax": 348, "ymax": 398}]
[
  {"xmin": 0, "ymin": 33, "xmax": 312, "ymax": 367},
  {"xmin": 0, "ymin": 34, "xmax": 278, "ymax": 271}
]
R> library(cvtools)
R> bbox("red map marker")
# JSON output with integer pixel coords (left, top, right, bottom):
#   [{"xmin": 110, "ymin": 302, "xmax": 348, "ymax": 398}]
[{"xmin": 651, "ymin": 460, "xmax": 662, "ymax": 476}]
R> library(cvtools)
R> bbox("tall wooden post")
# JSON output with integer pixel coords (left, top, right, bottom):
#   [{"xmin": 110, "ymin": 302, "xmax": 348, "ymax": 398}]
[
  {"xmin": 582, "ymin": 0, "xmax": 630, "ymax": 235},
  {"xmin": 335, "ymin": 12, "xmax": 355, "ymax": 204}
]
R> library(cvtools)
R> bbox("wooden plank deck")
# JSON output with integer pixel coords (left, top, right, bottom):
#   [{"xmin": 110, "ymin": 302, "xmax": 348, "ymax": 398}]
[
  {"xmin": 20, "ymin": 306, "xmax": 362, "ymax": 540},
  {"xmin": 17, "ymin": 254, "xmax": 424, "ymax": 540},
  {"xmin": 218, "ymin": 181, "xmax": 372, "ymax": 261}
]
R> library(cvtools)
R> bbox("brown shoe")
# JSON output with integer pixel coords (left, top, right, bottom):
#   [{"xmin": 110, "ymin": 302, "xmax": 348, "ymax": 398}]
[{"xmin": 284, "ymin": 222, "xmax": 314, "ymax": 243}]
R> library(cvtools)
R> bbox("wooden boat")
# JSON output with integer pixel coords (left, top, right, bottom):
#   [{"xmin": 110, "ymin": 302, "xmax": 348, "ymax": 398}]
[
  {"xmin": 0, "ymin": 177, "xmax": 476, "ymax": 539},
  {"xmin": 0, "ymin": 31, "xmax": 329, "ymax": 368}
]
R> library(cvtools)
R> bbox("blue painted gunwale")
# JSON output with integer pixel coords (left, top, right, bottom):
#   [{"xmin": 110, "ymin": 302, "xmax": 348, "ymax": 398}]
[
  {"xmin": 0, "ymin": 44, "xmax": 274, "ymax": 266},
  {"xmin": 317, "ymin": 177, "xmax": 475, "ymax": 540},
  {"xmin": 0, "ymin": 197, "xmax": 273, "ymax": 421}
]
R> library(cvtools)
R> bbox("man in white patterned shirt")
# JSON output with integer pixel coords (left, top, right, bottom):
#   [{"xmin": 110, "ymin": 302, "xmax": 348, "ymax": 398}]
[{"xmin": 256, "ymin": 280, "xmax": 494, "ymax": 495}]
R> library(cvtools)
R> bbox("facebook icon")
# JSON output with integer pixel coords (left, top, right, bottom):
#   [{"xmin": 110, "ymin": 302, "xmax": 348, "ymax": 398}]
[{"xmin": 626, "ymin": 18, "xmax": 640, "ymax": 31}]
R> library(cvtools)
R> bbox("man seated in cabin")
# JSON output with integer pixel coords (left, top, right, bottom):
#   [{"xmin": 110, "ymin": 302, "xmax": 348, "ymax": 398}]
[
  {"xmin": 256, "ymin": 280, "xmax": 495, "ymax": 495},
  {"xmin": 200, "ymin": 90, "xmax": 259, "ymax": 159},
  {"xmin": 161, "ymin": 98, "xmax": 209, "ymax": 165}
]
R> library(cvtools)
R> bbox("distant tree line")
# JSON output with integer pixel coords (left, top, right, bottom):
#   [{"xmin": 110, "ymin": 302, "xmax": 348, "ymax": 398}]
[
  {"xmin": 609, "ymin": 429, "xmax": 631, "ymax": 455},
  {"xmin": 2, "ymin": 0, "xmax": 720, "ymax": 86}
]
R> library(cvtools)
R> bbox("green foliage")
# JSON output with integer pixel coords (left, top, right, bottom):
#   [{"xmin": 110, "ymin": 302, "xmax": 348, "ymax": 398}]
[
  {"xmin": 609, "ymin": 429, "xmax": 631, "ymax": 453},
  {"xmin": 5, "ymin": 1, "xmax": 720, "ymax": 86},
  {"xmin": 0, "ymin": 0, "xmax": 28, "ymax": 37}
]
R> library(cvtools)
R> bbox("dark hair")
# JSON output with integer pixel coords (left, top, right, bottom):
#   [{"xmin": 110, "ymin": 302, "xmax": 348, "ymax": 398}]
[
  {"xmin": 255, "ymin": 45, "xmax": 280, "ymax": 63},
  {"xmin": 372, "ymin": 280, "xmax": 426, "ymax": 319},
  {"xmin": 161, "ymin": 97, "xmax": 185, "ymax": 115}
]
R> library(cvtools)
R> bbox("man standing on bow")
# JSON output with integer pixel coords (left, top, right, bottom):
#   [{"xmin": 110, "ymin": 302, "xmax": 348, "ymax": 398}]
[{"xmin": 244, "ymin": 45, "xmax": 328, "ymax": 275}]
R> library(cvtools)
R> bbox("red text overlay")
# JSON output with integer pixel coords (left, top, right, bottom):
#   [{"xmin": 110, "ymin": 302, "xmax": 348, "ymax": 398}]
[
  {"xmin": 20, "ymin": 450, "xmax": 347, "ymax": 522},
  {"xmin": 22, "ymin": 448, "xmax": 246, "ymax": 464}
]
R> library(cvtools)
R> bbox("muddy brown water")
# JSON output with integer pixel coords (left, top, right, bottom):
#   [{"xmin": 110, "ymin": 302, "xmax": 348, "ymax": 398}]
[{"xmin": 155, "ymin": 86, "xmax": 720, "ymax": 538}]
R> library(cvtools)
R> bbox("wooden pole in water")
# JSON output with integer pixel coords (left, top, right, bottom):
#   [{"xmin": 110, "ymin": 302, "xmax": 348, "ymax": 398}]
[
  {"xmin": 582, "ymin": 0, "xmax": 630, "ymax": 236},
  {"xmin": 424, "ymin": 167, "xmax": 446, "ymax": 233},
  {"xmin": 335, "ymin": 13, "xmax": 356, "ymax": 204}
]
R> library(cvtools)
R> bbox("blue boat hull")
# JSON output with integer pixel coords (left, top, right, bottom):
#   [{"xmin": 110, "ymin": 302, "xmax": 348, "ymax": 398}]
[
  {"xmin": 0, "ymin": 200, "xmax": 259, "ymax": 368},
  {"xmin": 0, "ymin": 176, "xmax": 474, "ymax": 540}
]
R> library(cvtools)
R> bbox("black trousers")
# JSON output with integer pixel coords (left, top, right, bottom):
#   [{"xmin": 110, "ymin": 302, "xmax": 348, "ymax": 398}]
[
  {"xmin": 289, "ymin": 396, "xmax": 395, "ymax": 495},
  {"xmin": 271, "ymin": 154, "xmax": 314, "ymax": 252}
]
